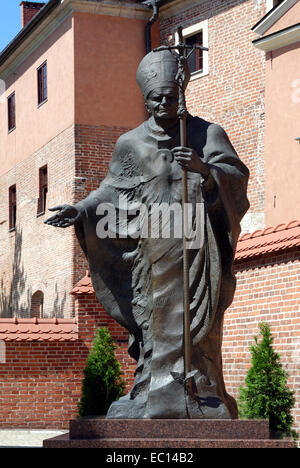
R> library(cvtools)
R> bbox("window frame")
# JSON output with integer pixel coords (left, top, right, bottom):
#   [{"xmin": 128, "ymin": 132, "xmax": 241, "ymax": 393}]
[
  {"xmin": 9, "ymin": 184, "xmax": 17, "ymax": 231},
  {"xmin": 185, "ymin": 31, "xmax": 204, "ymax": 75},
  {"xmin": 266, "ymin": 0, "xmax": 284, "ymax": 12},
  {"xmin": 175, "ymin": 20, "xmax": 209, "ymax": 81},
  {"xmin": 7, "ymin": 92, "xmax": 16, "ymax": 133},
  {"xmin": 37, "ymin": 165, "xmax": 48, "ymax": 215},
  {"xmin": 37, "ymin": 61, "xmax": 47, "ymax": 107}
]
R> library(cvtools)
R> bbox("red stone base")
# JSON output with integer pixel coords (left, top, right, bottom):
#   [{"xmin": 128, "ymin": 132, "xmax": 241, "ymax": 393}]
[{"xmin": 43, "ymin": 418, "xmax": 295, "ymax": 448}]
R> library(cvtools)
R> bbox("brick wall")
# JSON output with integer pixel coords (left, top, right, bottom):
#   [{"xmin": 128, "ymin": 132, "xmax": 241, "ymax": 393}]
[
  {"xmin": 0, "ymin": 126, "xmax": 76, "ymax": 318},
  {"xmin": 223, "ymin": 248, "xmax": 300, "ymax": 435},
  {"xmin": 0, "ymin": 340, "xmax": 83, "ymax": 428},
  {"xmin": 74, "ymin": 124, "xmax": 130, "ymax": 198},
  {"xmin": 0, "ymin": 294, "xmax": 135, "ymax": 429},
  {"xmin": 159, "ymin": 0, "xmax": 267, "ymax": 232}
]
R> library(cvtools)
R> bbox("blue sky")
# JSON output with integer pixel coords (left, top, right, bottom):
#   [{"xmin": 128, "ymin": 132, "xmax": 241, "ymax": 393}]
[{"xmin": 0, "ymin": 1, "xmax": 32, "ymax": 53}]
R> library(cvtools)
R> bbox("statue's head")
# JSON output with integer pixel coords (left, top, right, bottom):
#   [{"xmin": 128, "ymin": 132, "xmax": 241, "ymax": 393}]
[{"xmin": 136, "ymin": 49, "xmax": 190, "ymax": 121}]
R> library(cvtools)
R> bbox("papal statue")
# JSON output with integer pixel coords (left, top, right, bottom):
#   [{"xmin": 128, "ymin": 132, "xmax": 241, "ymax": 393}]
[{"xmin": 46, "ymin": 48, "xmax": 249, "ymax": 420}]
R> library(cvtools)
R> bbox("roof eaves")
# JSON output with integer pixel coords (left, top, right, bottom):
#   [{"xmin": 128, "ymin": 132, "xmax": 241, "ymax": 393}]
[
  {"xmin": 252, "ymin": 23, "xmax": 300, "ymax": 52},
  {"xmin": 0, "ymin": 0, "xmax": 61, "ymax": 67},
  {"xmin": 236, "ymin": 220, "xmax": 300, "ymax": 262},
  {"xmin": 0, "ymin": 317, "xmax": 78, "ymax": 342},
  {"xmin": 251, "ymin": 0, "xmax": 299, "ymax": 36}
]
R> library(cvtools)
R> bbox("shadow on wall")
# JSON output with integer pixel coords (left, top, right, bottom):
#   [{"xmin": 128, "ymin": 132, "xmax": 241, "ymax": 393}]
[
  {"xmin": 0, "ymin": 228, "xmax": 67, "ymax": 318},
  {"xmin": 53, "ymin": 283, "xmax": 67, "ymax": 319},
  {"xmin": 0, "ymin": 228, "xmax": 30, "ymax": 318}
]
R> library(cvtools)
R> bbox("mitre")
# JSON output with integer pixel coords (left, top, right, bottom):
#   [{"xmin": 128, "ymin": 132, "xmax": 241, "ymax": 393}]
[{"xmin": 136, "ymin": 49, "xmax": 190, "ymax": 98}]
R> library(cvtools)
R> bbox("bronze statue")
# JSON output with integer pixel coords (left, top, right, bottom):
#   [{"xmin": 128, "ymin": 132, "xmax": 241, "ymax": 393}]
[{"xmin": 45, "ymin": 48, "xmax": 249, "ymax": 419}]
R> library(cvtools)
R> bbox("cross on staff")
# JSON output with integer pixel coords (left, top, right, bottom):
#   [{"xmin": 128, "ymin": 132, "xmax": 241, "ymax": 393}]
[
  {"xmin": 153, "ymin": 26, "xmax": 208, "ymax": 117},
  {"xmin": 153, "ymin": 27, "xmax": 209, "ymax": 407}
]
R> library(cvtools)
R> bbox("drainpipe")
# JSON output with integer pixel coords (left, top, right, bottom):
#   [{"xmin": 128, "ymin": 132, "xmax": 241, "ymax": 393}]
[{"xmin": 143, "ymin": 0, "xmax": 161, "ymax": 54}]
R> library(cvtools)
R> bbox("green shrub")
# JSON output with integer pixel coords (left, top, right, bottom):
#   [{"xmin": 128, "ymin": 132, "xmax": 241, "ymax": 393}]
[
  {"xmin": 238, "ymin": 322, "xmax": 297, "ymax": 441},
  {"xmin": 78, "ymin": 327, "xmax": 125, "ymax": 417}
]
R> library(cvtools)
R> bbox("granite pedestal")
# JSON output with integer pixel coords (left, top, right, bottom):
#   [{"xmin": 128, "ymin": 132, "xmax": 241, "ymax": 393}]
[{"xmin": 43, "ymin": 418, "xmax": 295, "ymax": 448}]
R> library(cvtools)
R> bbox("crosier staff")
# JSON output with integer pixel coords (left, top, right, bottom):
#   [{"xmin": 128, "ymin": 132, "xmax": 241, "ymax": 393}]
[{"xmin": 153, "ymin": 27, "xmax": 209, "ymax": 406}]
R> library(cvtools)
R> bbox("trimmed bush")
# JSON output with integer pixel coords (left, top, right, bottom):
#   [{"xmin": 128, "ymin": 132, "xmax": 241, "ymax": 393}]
[
  {"xmin": 238, "ymin": 322, "xmax": 297, "ymax": 440},
  {"xmin": 78, "ymin": 327, "xmax": 125, "ymax": 417}
]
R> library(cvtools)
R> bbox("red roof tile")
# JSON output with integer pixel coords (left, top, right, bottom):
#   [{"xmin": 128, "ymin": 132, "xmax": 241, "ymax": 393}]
[
  {"xmin": 70, "ymin": 221, "xmax": 300, "ymax": 294},
  {"xmin": 70, "ymin": 270, "xmax": 94, "ymax": 295},
  {"xmin": 236, "ymin": 220, "xmax": 300, "ymax": 261},
  {"xmin": 0, "ymin": 317, "xmax": 78, "ymax": 342}
]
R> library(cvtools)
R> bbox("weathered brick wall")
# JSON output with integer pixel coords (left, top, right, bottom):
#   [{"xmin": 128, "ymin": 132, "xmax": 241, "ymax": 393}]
[
  {"xmin": 223, "ymin": 248, "xmax": 300, "ymax": 435},
  {"xmin": 74, "ymin": 124, "xmax": 130, "ymax": 198},
  {"xmin": 0, "ymin": 126, "xmax": 76, "ymax": 318},
  {"xmin": 0, "ymin": 340, "xmax": 84, "ymax": 428},
  {"xmin": 0, "ymin": 294, "xmax": 135, "ymax": 429},
  {"xmin": 159, "ymin": 0, "xmax": 267, "ymax": 232}
]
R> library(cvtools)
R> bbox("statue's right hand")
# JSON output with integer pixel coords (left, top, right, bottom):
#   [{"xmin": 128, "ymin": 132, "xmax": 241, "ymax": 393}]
[{"xmin": 44, "ymin": 204, "xmax": 81, "ymax": 228}]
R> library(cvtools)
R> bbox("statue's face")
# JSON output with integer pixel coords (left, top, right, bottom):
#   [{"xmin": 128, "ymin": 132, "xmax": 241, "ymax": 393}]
[{"xmin": 145, "ymin": 86, "xmax": 179, "ymax": 120}]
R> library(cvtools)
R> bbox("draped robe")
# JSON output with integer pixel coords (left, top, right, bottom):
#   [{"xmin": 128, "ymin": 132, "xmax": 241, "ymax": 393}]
[{"xmin": 75, "ymin": 114, "xmax": 249, "ymax": 419}]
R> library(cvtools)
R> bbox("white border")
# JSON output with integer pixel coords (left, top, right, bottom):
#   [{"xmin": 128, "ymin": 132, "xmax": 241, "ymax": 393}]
[
  {"xmin": 266, "ymin": 0, "xmax": 285, "ymax": 12},
  {"xmin": 175, "ymin": 19, "xmax": 209, "ymax": 81},
  {"xmin": 266, "ymin": 0, "xmax": 275, "ymax": 12}
]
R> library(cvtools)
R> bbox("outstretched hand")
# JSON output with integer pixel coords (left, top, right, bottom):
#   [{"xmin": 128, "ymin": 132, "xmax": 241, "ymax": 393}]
[{"xmin": 44, "ymin": 204, "xmax": 81, "ymax": 228}]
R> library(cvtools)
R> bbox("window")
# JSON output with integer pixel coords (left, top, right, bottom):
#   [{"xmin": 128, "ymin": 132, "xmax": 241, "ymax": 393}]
[
  {"xmin": 185, "ymin": 32, "xmax": 203, "ymax": 74},
  {"xmin": 37, "ymin": 61, "xmax": 47, "ymax": 105},
  {"xmin": 8, "ymin": 92, "xmax": 16, "ymax": 132},
  {"xmin": 175, "ymin": 20, "xmax": 209, "ymax": 80},
  {"xmin": 38, "ymin": 165, "xmax": 48, "ymax": 214},
  {"xmin": 9, "ymin": 185, "xmax": 16, "ymax": 230},
  {"xmin": 30, "ymin": 291, "xmax": 44, "ymax": 318}
]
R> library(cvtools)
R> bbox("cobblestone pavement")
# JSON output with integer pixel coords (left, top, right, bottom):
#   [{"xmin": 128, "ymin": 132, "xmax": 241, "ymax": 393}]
[{"xmin": 0, "ymin": 430, "xmax": 67, "ymax": 448}]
